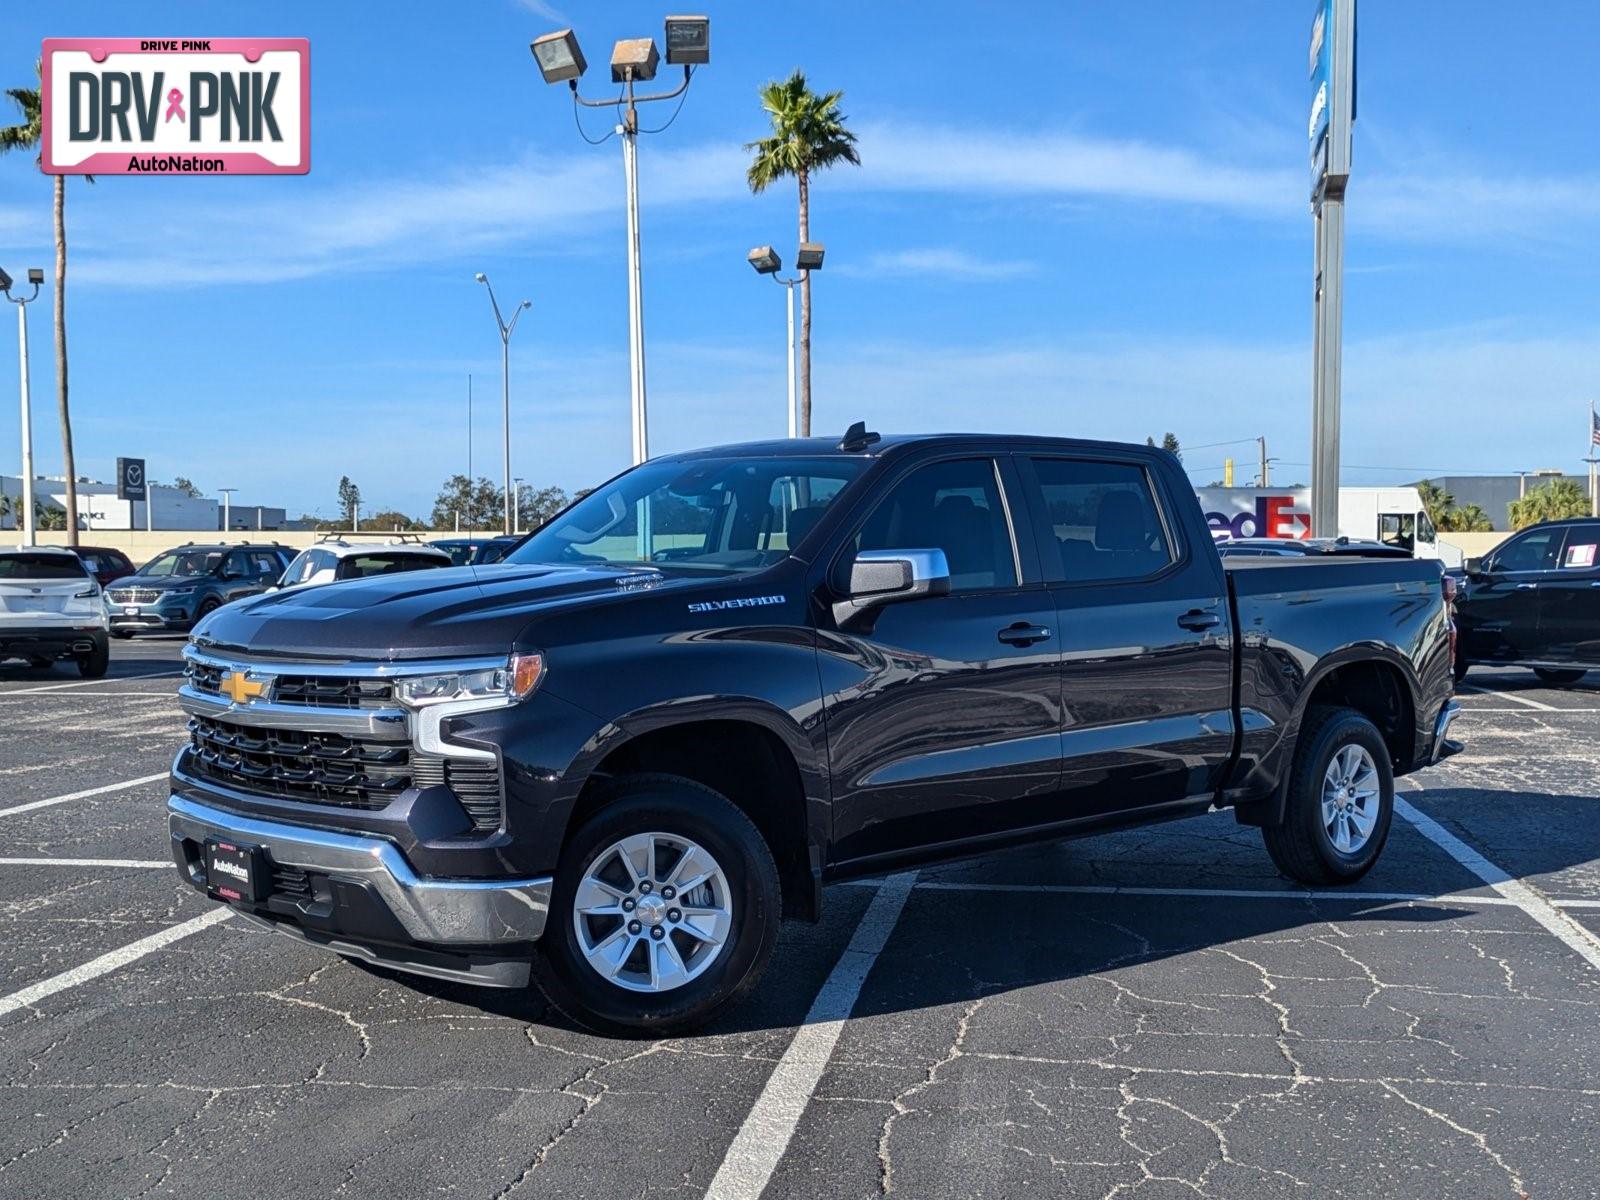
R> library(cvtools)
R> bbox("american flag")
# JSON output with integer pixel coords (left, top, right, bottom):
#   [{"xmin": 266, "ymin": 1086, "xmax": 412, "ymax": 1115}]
[{"xmin": 1593, "ymin": 405, "xmax": 1600, "ymax": 447}]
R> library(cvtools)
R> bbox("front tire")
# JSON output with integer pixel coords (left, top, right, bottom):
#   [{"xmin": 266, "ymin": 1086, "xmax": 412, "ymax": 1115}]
[
  {"xmin": 1534, "ymin": 668, "xmax": 1586, "ymax": 686},
  {"xmin": 1263, "ymin": 706, "xmax": 1394, "ymax": 886},
  {"xmin": 533, "ymin": 774, "xmax": 780, "ymax": 1037}
]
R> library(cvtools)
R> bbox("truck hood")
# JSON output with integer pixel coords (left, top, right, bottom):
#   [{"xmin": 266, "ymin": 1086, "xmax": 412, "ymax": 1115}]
[{"xmin": 191, "ymin": 563, "xmax": 688, "ymax": 661}]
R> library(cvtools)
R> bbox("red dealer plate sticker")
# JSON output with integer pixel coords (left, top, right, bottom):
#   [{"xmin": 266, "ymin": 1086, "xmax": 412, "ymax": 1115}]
[{"xmin": 40, "ymin": 38, "xmax": 310, "ymax": 176}]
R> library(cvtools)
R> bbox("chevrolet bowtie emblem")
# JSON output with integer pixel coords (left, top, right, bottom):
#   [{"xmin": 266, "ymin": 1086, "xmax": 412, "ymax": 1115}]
[{"xmin": 219, "ymin": 670, "xmax": 268, "ymax": 705}]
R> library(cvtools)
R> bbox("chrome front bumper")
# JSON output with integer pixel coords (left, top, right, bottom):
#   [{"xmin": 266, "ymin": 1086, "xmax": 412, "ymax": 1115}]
[
  {"xmin": 1431, "ymin": 699, "xmax": 1463, "ymax": 764},
  {"xmin": 168, "ymin": 795, "xmax": 552, "ymax": 946}
]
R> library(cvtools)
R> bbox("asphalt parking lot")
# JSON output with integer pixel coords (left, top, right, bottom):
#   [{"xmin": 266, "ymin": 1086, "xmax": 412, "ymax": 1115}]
[{"xmin": 2, "ymin": 642, "xmax": 1598, "ymax": 1199}]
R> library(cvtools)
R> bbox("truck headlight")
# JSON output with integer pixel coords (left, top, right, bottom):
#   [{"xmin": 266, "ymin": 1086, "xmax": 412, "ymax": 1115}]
[{"xmin": 396, "ymin": 653, "xmax": 544, "ymax": 708}]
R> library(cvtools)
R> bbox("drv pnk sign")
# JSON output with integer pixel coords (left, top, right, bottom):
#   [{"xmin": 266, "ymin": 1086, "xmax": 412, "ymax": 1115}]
[{"xmin": 40, "ymin": 39, "xmax": 309, "ymax": 175}]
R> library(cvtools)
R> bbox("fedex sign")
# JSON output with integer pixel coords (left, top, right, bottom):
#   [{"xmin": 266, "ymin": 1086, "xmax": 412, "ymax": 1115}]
[{"xmin": 1195, "ymin": 488, "xmax": 1314, "ymax": 541}]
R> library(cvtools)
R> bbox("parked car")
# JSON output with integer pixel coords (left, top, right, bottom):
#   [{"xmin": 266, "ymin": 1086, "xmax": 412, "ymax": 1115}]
[
  {"xmin": 274, "ymin": 538, "xmax": 453, "ymax": 591},
  {"xmin": 432, "ymin": 537, "xmax": 496, "ymax": 566},
  {"xmin": 57, "ymin": 545, "xmax": 137, "ymax": 587},
  {"xmin": 167, "ymin": 428, "xmax": 1458, "ymax": 1034},
  {"xmin": 1454, "ymin": 516, "xmax": 1600, "ymax": 685},
  {"xmin": 1217, "ymin": 537, "xmax": 1414, "ymax": 559},
  {"xmin": 0, "ymin": 546, "xmax": 109, "ymax": 676},
  {"xmin": 106, "ymin": 543, "xmax": 293, "ymax": 638},
  {"xmin": 471, "ymin": 535, "xmax": 524, "ymax": 565}
]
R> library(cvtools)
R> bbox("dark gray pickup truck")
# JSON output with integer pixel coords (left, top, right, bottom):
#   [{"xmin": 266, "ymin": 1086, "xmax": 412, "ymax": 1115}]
[{"xmin": 168, "ymin": 429, "xmax": 1460, "ymax": 1033}]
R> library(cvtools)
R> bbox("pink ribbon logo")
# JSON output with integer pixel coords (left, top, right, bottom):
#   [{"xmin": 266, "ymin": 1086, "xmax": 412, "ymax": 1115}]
[{"xmin": 164, "ymin": 88, "xmax": 185, "ymax": 123}]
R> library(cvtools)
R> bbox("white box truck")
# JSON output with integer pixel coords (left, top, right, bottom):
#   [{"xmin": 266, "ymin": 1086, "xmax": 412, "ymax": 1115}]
[{"xmin": 1195, "ymin": 486, "xmax": 1447, "ymax": 561}]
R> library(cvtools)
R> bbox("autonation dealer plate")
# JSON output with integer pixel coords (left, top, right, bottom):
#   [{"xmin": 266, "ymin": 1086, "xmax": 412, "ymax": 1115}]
[{"xmin": 41, "ymin": 38, "xmax": 309, "ymax": 175}]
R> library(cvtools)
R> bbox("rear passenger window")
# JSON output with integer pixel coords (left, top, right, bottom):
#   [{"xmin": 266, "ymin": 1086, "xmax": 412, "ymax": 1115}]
[
  {"xmin": 1558, "ymin": 523, "xmax": 1600, "ymax": 569},
  {"xmin": 852, "ymin": 459, "xmax": 1018, "ymax": 592},
  {"xmin": 1032, "ymin": 458, "xmax": 1174, "ymax": 582}
]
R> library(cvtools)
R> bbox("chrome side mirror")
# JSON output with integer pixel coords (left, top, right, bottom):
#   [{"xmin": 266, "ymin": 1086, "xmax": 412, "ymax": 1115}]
[{"xmin": 847, "ymin": 548, "xmax": 950, "ymax": 608}]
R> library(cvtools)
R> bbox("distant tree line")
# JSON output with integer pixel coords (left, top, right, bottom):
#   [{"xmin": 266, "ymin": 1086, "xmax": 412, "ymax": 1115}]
[{"xmin": 295, "ymin": 476, "xmax": 581, "ymax": 533}]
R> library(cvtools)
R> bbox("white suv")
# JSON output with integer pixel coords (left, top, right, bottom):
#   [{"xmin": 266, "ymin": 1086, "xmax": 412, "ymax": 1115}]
[
  {"xmin": 0, "ymin": 546, "xmax": 111, "ymax": 677},
  {"xmin": 274, "ymin": 538, "xmax": 453, "ymax": 592}
]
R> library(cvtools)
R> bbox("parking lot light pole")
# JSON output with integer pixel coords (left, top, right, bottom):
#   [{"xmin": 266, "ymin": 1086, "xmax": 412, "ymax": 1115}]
[
  {"xmin": 748, "ymin": 243, "xmax": 824, "ymax": 438},
  {"xmin": 218, "ymin": 487, "xmax": 236, "ymax": 532},
  {"xmin": 532, "ymin": 18, "xmax": 710, "ymax": 465},
  {"xmin": 513, "ymin": 476, "xmax": 524, "ymax": 534},
  {"xmin": 1, "ymin": 267, "xmax": 44, "ymax": 547},
  {"xmin": 475, "ymin": 274, "xmax": 530, "ymax": 535}
]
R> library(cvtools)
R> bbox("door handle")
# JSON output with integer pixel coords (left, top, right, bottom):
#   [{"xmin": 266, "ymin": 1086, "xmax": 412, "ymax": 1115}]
[
  {"xmin": 1516, "ymin": 582, "xmax": 1538, "ymax": 590},
  {"xmin": 997, "ymin": 622, "xmax": 1051, "ymax": 647},
  {"xmin": 1177, "ymin": 609, "xmax": 1222, "ymax": 632}
]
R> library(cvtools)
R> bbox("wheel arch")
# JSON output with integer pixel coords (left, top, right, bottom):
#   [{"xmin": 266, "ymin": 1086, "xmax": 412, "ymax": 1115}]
[{"xmin": 563, "ymin": 701, "xmax": 826, "ymax": 921}]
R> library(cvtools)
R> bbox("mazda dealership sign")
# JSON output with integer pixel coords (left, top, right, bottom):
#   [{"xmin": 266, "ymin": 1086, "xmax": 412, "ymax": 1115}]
[{"xmin": 41, "ymin": 38, "xmax": 309, "ymax": 176}]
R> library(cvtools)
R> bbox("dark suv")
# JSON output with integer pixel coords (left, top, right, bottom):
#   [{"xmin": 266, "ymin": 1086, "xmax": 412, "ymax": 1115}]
[
  {"xmin": 1456, "ymin": 516, "xmax": 1600, "ymax": 685},
  {"xmin": 106, "ymin": 543, "xmax": 293, "ymax": 638}
]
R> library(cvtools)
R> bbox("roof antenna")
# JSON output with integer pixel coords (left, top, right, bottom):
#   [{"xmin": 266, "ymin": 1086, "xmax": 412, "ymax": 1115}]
[{"xmin": 838, "ymin": 421, "xmax": 881, "ymax": 452}]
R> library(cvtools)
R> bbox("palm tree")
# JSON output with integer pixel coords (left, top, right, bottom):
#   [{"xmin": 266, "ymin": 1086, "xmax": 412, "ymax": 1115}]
[
  {"xmin": 1509, "ymin": 478, "xmax": 1590, "ymax": 529},
  {"xmin": 746, "ymin": 71, "xmax": 860, "ymax": 437},
  {"xmin": 1, "ymin": 61, "xmax": 87, "ymax": 545}
]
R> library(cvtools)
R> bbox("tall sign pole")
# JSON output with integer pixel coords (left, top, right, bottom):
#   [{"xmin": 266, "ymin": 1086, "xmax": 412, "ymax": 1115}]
[{"xmin": 1309, "ymin": 0, "xmax": 1355, "ymax": 539}]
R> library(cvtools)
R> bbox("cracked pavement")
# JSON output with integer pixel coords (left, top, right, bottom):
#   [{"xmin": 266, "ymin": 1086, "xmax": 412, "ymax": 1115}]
[{"xmin": 2, "ymin": 645, "xmax": 1598, "ymax": 1198}]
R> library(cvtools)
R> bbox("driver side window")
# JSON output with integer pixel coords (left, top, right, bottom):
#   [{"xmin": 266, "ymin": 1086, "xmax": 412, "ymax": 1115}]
[{"xmin": 852, "ymin": 458, "xmax": 1018, "ymax": 593}]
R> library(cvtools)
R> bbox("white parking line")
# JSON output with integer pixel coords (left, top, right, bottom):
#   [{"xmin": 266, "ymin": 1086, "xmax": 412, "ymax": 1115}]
[
  {"xmin": 0, "ymin": 907, "xmax": 232, "ymax": 1019},
  {"xmin": 705, "ymin": 871, "xmax": 918, "ymax": 1200},
  {"xmin": 0, "ymin": 772, "xmax": 169, "ymax": 819},
  {"xmin": 0, "ymin": 671, "xmax": 182, "ymax": 696},
  {"xmin": 0, "ymin": 857, "xmax": 170, "ymax": 868},
  {"xmin": 1460, "ymin": 684, "xmax": 1556, "ymax": 711},
  {"xmin": 1395, "ymin": 792, "xmax": 1600, "ymax": 972},
  {"xmin": 1460, "ymin": 707, "xmax": 1600, "ymax": 713}
]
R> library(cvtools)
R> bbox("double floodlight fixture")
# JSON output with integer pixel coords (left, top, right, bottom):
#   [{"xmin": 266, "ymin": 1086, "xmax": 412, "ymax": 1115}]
[
  {"xmin": 0, "ymin": 266, "xmax": 44, "ymax": 296},
  {"xmin": 747, "ymin": 243, "xmax": 826, "ymax": 279},
  {"xmin": 530, "ymin": 16, "xmax": 708, "ymax": 87}
]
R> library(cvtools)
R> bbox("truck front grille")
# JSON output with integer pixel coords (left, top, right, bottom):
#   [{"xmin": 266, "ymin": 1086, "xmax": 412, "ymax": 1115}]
[
  {"xmin": 273, "ymin": 674, "xmax": 396, "ymax": 709},
  {"xmin": 270, "ymin": 862, "xmax": 313, "ymax": 901},
  {"xmin": 186, "ymin": 715, "xmax": 410, "ymax": 811}
]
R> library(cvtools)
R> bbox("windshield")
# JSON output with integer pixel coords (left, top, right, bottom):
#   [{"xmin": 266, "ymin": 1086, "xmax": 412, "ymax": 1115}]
[
  {"xmin": 507, "ymin": 456, "xmax": 867, "ymax": 574},
  {"xmin": 336, "ymin": 553, "xmax": 449, "ymax": 580},
  {"xmin": 0, "ymin": 553, "xmax": 89, "ymax": 580},
  {"xmin": 142, "ymin": 550, "xmax": 223, "ymax": 578}
]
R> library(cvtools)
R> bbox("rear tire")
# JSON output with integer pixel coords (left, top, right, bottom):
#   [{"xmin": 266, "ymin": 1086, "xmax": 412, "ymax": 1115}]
[
  {"xmin": 1263, "ymin": 706, "xmax": 1394, "ymax": 886},
  {"xmin": 77, "ymin": 641, "xmax": 109, "ymax": 679},
  {"xmin": 1453, "ymin": 658, "xmax": 1470, "ymax": 684},
  {"xmin": 1534, "ymin": 668, "xmax": 1586, "ymax": 686},
  {"xmin": 533, "ymin": 774, "xmax": 780, "ymax": 1037},
  {"xmin": 111, "ymin": 629, "xmax": 135, "ymax": 640}
]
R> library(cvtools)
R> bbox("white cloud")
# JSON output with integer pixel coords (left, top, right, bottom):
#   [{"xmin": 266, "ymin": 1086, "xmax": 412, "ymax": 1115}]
[
  {"xmin": 840, "ymin": 248, "xmax": 1037, "ymax": 282},
  {"xmin": 4, "ymin": 116, "xmax": 1593, "ymax": 290},
  {"xmin": 513, "ymin": 0, "xmax": 568, "ymax": 23},
  {"xmin": 848, "ymin": 121, "xmax": 1301, "ymax": 218}
]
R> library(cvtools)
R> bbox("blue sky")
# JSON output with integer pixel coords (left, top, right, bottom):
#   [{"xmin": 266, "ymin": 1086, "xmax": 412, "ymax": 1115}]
[{"xmin": 3, "ymin": 1, "xmax": 1598, "ymax": 520}]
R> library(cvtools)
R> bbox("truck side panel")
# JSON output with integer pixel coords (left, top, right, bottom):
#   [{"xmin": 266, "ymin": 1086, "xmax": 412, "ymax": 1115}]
[{"xmin": 1222, "ymin": 557, "xmax": 1453, "ymax": 821}]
